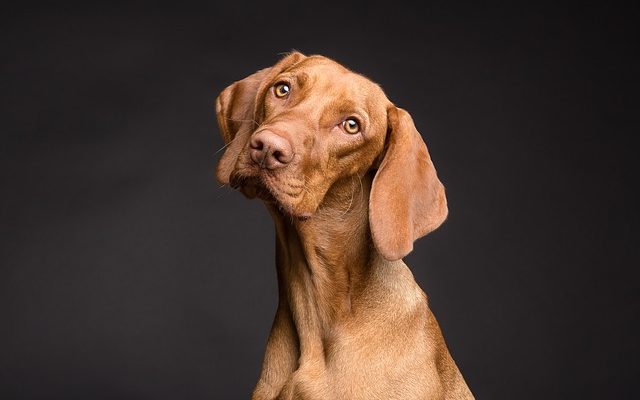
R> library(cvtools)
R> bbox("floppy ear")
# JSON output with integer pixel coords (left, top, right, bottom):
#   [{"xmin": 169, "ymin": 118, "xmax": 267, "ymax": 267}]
[
  {"xmin": 215, "ymin": 52, "xmax": 306, "ymax": 185},
  {"xmin": 369, "ymin": 106, "xmax": 448, "ymax": 261}
]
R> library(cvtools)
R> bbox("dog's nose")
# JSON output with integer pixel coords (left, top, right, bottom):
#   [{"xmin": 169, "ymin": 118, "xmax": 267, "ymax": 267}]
[{"xmin": 249, "ymin": 130, "xmax": 293, "ymax": 169}]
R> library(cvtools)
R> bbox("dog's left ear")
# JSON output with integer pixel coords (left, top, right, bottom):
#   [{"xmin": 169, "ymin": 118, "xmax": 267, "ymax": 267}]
[
  {"xmin": 369, "ymin": 106, "xmax": 448, "ymax": 261},
  {"xmin": 215, "ymin": 52, "xmax": 306, "ymax": 185}
]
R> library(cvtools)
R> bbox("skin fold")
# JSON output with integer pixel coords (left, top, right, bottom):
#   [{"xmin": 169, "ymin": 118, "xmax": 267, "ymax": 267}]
[{"xmin": 215, "ymin": 52, "xmax": 474, "ymax": 400}]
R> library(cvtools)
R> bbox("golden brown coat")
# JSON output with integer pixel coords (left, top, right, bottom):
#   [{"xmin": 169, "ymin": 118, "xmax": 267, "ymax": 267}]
[{"xmin": 215, "ymin": 52, "xmax": 473, "ymax": 400}]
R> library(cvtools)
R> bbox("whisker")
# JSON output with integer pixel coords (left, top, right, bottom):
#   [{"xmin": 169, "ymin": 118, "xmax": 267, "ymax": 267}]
[
  {"xmin": 223, "ymin": 117, "xmax": 255, "ymax": 122},
  {"xmin": 223, "ymin": 116, "xmax": 260, "ymax": 127},
  {"xmin": 357, "ymin": 173, "xmax": 364, "ymax": 206},
  {"xmin": 339, "ymin": 175, "xmax": 357, "ymax": 217},
  {"xmin": 213, "ymin": 140, "xmax": 233, "ymax": 156},
  {"xmin": 212, "ymin": 133, "xmax": 241, "ymax": 156},
  {"xmin": 214, "ymin": 118, "xmax": 261, "ymax": 157}
]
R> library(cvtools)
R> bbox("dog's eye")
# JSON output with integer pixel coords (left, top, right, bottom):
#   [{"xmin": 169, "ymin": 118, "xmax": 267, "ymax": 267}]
[
  {"xmin": 274, "ymin": 83, "xmax": 290, "ymax": 98},
  {"xmin": 342, "ymin": 118, "xmax": 360, "ymax": 134}
]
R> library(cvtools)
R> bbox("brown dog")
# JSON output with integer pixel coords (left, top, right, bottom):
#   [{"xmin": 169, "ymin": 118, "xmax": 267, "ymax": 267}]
[{"xmin": 215, "ymin": 52, "xmax": 473, "ymax": 400}]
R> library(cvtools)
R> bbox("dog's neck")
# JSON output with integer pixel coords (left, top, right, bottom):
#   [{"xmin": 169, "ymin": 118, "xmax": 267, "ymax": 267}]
[{"xmin": 267, "ymin": 173, "xmax": 375, "ymax": 363}]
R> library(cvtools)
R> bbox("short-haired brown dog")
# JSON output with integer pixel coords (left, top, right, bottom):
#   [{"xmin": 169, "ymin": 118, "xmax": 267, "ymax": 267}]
[{"xmin": 215, "ymin": 52, "xmax": 474, "ymax": 400}]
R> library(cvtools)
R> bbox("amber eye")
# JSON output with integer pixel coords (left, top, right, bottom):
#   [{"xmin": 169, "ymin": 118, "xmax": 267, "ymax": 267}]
[
  {"xmin": 274, "ymin": 82, "xmax": 290, "ymax": 98},
  {"xmin": 342, "ymin": 118, "xmax": 360, "ymax": 134}
]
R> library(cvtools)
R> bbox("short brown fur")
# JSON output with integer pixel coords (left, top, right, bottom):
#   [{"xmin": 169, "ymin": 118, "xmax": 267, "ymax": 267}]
[{"xmin": 215, "ymin": 52, "xmax": 473, "ymax": 399}]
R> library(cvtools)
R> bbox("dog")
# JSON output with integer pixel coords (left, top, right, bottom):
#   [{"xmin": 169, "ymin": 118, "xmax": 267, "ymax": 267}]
[{"xmin": 215, "ymin": 52, "xmax": 473, "ymax": 400}]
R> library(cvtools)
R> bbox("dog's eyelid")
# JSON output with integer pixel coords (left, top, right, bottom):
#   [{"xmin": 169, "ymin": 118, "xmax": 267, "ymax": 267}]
[
  {"xmin": 273, "ymin": 73, "xmax": 297, "ymax": 86},
  {"xmin": 346, "ymin": 115, "xmax": 362, "ymax": 125},
  {"xmin": 273, "ymin": 78, "xmax": 291, "ymax": 86}
]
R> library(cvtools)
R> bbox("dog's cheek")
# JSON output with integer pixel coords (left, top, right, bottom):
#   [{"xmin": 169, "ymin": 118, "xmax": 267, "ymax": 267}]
[{"xmin": 259, "ymin": 94, "xmax": 279, "ymax": 124}]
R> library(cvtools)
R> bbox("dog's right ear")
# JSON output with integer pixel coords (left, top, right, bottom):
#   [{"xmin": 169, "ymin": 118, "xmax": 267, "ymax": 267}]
[
  {"xmin": 215, "ymin": 52, "xmax": 306, "ymax": 185},
  {"xmin": 369, "ymin": 106, "xmax": 448, "ymax": 261}
]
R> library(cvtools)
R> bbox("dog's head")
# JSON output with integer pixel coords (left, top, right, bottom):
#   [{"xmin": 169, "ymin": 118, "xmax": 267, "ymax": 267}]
[{"xmin": 215, "ymin": 52, "xmax": 447, "ymax": 261}]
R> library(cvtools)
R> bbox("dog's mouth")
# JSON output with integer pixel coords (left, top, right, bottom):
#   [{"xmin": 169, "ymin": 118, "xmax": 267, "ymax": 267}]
[{"xmin": 230, "ymin": 171, "xmax": 312, "ymax": 219}]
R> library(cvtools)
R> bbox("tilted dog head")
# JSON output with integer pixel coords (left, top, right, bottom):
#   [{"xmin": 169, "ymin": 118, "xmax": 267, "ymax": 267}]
[{"xmin": 215, "ymin": 52, "xmax": 447, "ymax": 261}]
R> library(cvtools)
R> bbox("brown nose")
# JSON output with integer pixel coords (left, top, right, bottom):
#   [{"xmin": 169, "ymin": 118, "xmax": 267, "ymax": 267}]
[{"xmin": 249, "ymin": 130, "xmax": 293, "ymax": 169}]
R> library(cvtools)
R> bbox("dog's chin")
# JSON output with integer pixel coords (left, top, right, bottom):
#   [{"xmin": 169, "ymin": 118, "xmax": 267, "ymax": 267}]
[{"xmin": 231, "ymin": 175, "xmax": 313, "ymax": 220}]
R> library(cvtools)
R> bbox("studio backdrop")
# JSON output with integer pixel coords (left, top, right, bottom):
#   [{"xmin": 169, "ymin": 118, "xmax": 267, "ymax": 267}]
[{"xmin": 1, "ymin": 3, "xmax": 636, "ymax": 399}]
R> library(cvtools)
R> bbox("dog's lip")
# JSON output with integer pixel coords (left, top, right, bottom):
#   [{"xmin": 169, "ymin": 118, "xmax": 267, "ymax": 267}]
[
  {"xmin": 230, "ymin": 169, "xmax": 311, "ymax": 219},
  {"xmin": 231, "ymin": 174, "xmax": 272, "ymax": 199}
]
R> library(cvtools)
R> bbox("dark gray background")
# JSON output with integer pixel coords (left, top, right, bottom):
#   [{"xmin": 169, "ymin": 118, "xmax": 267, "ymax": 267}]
[{"xmin": 1, "ymin": 2, "xmax": 637, "ymax": 399}]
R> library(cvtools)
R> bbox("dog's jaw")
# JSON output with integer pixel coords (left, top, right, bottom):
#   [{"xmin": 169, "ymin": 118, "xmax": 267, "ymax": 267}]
[{"xmin": 229, "ymin": 164, "xmax": 317, "ymax": 219}]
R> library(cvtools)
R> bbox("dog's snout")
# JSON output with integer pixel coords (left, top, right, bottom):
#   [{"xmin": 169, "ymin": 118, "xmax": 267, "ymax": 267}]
[{"xmin": 250, "ymin": 130, "xmax": 293, "ymax": 169}]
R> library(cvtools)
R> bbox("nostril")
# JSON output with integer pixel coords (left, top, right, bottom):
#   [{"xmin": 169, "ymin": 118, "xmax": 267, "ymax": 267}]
[
  {"xmin": 272, "ymin": 150, "xmax": 283, "ymax": 162},
  {"xmin": 250, "ymin": 137, "xmax": 264, "ymax": 150}
]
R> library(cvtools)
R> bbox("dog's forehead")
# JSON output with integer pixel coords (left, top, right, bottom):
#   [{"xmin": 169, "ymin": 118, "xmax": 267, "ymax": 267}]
[
  {"xmin": 287, "ymin": 57, "xmax": 376, "ymax": 88},
  {"xmin": 286, "ymin": 55, "xmax": 349, "ymax": 76},
  {"xmin": 284, "ymin": 56, "xmax": 388, "ymax": 113}
]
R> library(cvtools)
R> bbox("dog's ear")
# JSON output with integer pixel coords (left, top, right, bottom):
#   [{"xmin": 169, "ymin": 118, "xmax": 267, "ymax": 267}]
[
  {"xmin": 369, "ymin": 106, "xmax": 448, "ymax": 261},
  {"xmin": 215, "ymin": 51, "xmax": 306, "ymax": 185}
]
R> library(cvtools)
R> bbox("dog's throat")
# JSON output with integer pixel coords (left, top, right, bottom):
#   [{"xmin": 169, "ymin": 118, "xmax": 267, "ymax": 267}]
[{"xmin": 268, "ymin": 181, "xmax": 372, "ymax": 361}]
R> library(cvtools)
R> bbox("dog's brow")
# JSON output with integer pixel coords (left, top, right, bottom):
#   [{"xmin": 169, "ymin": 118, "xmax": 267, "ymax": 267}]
[
  {"xmin": 273, "ymin": 72, "xmax": 295, "ymax": 84},
  {"xmin": 330, "ymin": 99, "xmax": 369, "ymax": 120},
  {"xmin": 333, "ymin": 100, "xmax": 362, "ymax": 115},
  {"xmin": 296, "ymin": 72, "xmax": 309, "ymax": 86},
  {"xmin": 318, "ymin": 104, "xmax": 368, "ymax": 130}
]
